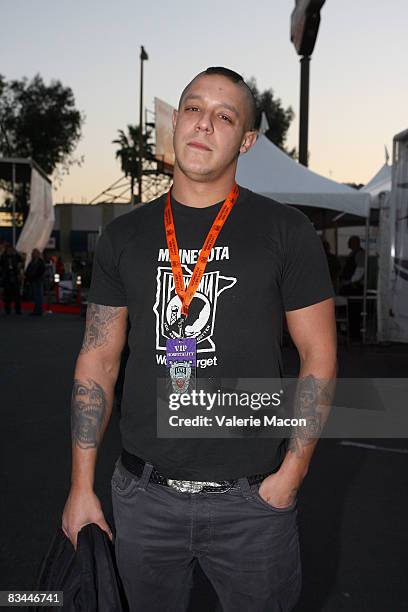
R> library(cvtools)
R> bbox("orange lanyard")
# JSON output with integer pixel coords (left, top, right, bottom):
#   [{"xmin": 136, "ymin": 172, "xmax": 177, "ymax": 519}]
[{"xmin": 164, "ymin": 183, "xmax": 239, "ymax": 321}]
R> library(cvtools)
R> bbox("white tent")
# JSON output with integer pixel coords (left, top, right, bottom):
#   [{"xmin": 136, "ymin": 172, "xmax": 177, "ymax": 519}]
[
  {"xmin": 236, "ymin": 134, "xmax": 371, "ymax": 218},
  {"xmin": 236, "ymin": 134, "xmax": 377, "ymax": 342},
  {"xmin": 362, "ymin": 163, "xmax": 391, "ymax": 206},
  {"xmin": 360, "ymin": 162, "xmax": 393, "ymax": 342}
]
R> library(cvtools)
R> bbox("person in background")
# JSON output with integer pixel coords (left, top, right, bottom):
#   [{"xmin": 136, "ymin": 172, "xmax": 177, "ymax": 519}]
[
  {"xmin": 25, "ymin": 248, "xmax": 45, "ymax": 316},
  {"xmin": 340, "ymin": 235, "xmax": 366, "ymax": 340},
  {"xmin": 43, "ymin": 253, "xmax": 55, "ymax": 312},
  {"xmin": 340, "ymin": 235, "xmax": 365, "ymax": 295},
  {"xmin": 0, "ymin": 244, "xmax": 23, "ymax": 315},
  {"xmin": 322, "ymin": 239, "xmax": 341, "ymax": 294},
  {"xmin": 56, "ymin": 256, "xmax": 65, "ymax": 280}
]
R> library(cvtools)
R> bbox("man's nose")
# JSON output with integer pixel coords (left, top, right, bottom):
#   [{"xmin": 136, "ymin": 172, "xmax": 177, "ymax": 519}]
[{"xmin": 195, "ymin": 111, "xmax": 213, "ymax": 134}]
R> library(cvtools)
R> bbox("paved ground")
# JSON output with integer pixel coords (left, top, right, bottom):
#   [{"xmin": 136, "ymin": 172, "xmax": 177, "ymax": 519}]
[{"xmin": 1, "ymin": 311, "xmax": 407, "ymax": 611}]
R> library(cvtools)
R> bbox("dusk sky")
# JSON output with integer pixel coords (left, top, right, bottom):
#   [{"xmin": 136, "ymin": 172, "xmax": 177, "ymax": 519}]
[{"xmin": 1, "ymin": 0, "xmax": 406, "ymax": 203}]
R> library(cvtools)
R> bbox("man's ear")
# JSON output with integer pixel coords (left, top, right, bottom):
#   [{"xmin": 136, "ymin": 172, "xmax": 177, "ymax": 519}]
[
  {"xmin": 172, "ymin": 109, "xmax": 178, "ymax": 133},
  {"xmin": 239, "ymin": 131, "xmax": 258, "ymax": 155}
]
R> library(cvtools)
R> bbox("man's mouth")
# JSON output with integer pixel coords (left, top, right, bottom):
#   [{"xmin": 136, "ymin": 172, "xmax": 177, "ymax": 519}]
[{"xmin": 187, "ymin": 141, "xmax": 212, "ymax": 151}]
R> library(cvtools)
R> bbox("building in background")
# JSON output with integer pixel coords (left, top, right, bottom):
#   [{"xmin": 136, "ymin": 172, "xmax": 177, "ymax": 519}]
[
  {"xmin": 51, "ymin": 202, "xmax": 133, "ymax": 260},
  {"xmin": 1, "ymin": 202, "xmax": 132, "ymax": 259}
]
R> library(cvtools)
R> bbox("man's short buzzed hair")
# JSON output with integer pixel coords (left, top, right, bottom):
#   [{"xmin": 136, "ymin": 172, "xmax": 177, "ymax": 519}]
[{"xmin": 178, "ymin": 66, "xmax": 257, "ymax": 131}]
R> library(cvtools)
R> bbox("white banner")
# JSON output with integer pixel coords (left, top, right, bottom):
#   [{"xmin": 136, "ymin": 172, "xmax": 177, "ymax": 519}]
[
  {"xmin": 16, "ymin": 167, "xmax": 54, "ymax": 266},
  {"xmin": 388, "ymin": 132, "xmax": 408, "ymax": 342},
  {"xmin": 154, "ymin": 97, "xmax": 175, "ymax": 168},
  {"xmin": 376, "ymin": 192, "xmax": 391, "ymax": 341}
]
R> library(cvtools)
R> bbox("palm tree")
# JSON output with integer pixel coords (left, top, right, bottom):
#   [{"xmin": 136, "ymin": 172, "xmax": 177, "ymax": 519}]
[{"xmin": 113, "ymin": 124, "xmax": 153, "ymax": 203}]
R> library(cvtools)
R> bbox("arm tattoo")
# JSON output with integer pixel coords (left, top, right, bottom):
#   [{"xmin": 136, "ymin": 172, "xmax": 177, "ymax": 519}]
[
  {"xmin": 288, "ymin": 374, "xmax": 335, "ymax": 457},
  {"xmin": 80, "ymin": 303, "xmax": 120, "ymax": 354},
  {"xmin": 71, "ymin": 378, "xmax": 106, "ymax": 449}
]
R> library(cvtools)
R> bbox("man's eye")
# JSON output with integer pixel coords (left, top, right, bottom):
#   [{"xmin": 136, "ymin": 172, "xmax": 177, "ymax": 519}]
[
  {"xmin": 186, "ymin": 106, "xmax": 199, "ymax": 111},
  {"xmin": 220, "ymin": 115, "xmax": 232, "ymax": 123}
]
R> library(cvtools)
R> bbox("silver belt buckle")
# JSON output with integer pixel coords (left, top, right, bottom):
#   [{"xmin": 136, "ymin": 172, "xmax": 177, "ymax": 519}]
[{"xmin": 167, "ymin": 479, "xmax": 227, "ymax": 493}]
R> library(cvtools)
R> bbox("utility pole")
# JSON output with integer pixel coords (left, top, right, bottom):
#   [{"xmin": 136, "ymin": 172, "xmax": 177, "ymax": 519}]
[
  {"xmin": 290, "ymin": 0, "xmax": 326, "ymax": 166},
  {"xmin": 138, "ymin": 45, "xmax": 148, "ymax": 204},
  {"xmin": 298, "ymin": 55, "xmax": 310, "ymax": 167}
]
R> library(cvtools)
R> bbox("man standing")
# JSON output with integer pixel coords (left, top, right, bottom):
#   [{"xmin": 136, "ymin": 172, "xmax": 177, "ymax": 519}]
[
  {"xmin": 340, "ymin": 235, "xmax": 366, "ymax": 339},
  {"xmin": 0, "ymin": 244, "xmax": 23, "ymax": 315},
  {"xmin": 340, "ymin": 235, "xmax": 365, "ymax": 295},
  {"xmin": 322, "ymin": 238, "xmax": 341, "ymax": 293},
  {"xmin": 62, "ymin": 67, "xmax": 337, "ymax": 611},
  {"xmin": 25, "ymin": 248, "xmax": 45, "ymax": 316}
]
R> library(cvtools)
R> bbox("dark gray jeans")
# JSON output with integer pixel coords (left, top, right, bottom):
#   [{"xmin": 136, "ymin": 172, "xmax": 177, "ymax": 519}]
[{"xmin": 112, "ymin": 458, "xmax": 301, "ymax": 612}]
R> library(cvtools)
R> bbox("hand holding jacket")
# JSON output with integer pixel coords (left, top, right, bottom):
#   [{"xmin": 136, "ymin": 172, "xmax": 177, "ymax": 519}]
[{"xmin": 62, "ymin": 489, "xmax": 113, "ymax": 550}]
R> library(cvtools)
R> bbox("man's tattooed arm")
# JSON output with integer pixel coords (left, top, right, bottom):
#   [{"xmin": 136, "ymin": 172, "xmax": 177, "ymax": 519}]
[
  {"xmin": 79, "ymin": 303, "xmax": 121, "ymax": 354},
  {"xmin": 288, "ymin": 374, "xmax": 336, "ymax": 458},
  {"xmin": 71, "ymin": 303, "xmax": 127, "ymax": 453},
  {"xmin": 71, "ymin": 378, "xmax": 107, "ymax": 449}
]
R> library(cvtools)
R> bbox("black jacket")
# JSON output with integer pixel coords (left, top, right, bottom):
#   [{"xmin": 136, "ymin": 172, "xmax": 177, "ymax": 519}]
[
  {"xmin": 0, "ymin": 252, "xmax": 22, "ymax": 286},
  {"xmin": 35, "ymin": 524, "xmax": 127, "ymax": 611},
  {"xmin": 25, "ymin": 258, "xmax": 45, "ymax": 282}
]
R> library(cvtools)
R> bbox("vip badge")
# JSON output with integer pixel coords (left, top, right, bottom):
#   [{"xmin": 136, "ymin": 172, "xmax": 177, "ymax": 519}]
[
  {"xmin": 169, "ymin": 361, "xmax": 192, "ymax": 394},
  {"xmin": 166, "ymin": 337, "xmax": 196, "ymax": 395}
]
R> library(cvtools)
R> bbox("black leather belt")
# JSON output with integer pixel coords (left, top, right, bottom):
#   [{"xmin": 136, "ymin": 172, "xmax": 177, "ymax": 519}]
[{"xmin": 121, "ymin": 449, "xmax": 277, "ymax": 494}]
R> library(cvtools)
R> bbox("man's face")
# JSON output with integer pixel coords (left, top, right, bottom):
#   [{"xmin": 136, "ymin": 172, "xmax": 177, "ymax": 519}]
[{"xmin": 172, "ymin": 74, "xmax": 256, "ymax": 182}]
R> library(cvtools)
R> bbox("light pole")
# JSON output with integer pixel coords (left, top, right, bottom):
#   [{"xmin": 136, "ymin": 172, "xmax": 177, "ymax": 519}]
[
  {"xmin": 138, "ymin": 45, "xmax": 149, "ymax": 204},
  {"xmin": 11, "ymin": 162, "xmax": 16, "ymax": 247},
  {"xmin": 298, "ymin": 55, "xmax": 311, "ymax": 167},
  {"xmin": 291, "ymin": 0, "xmax": 325, "ymax": 166}
]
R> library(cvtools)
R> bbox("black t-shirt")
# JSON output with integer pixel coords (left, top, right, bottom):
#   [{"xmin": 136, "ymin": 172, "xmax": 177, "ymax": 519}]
[{"xmin": 88, "ymin": 186, "xmax": 335, "ymax": 479}]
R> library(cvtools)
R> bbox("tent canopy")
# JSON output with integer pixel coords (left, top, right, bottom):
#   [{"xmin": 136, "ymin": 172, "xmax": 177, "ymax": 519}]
[
  {"xmin": 236, "ymin": 135, "xmax": 371, "ymax": 218},
  {"xmin": 362, "ymin": 163, "xmax": 391, "ymax": 204}
]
